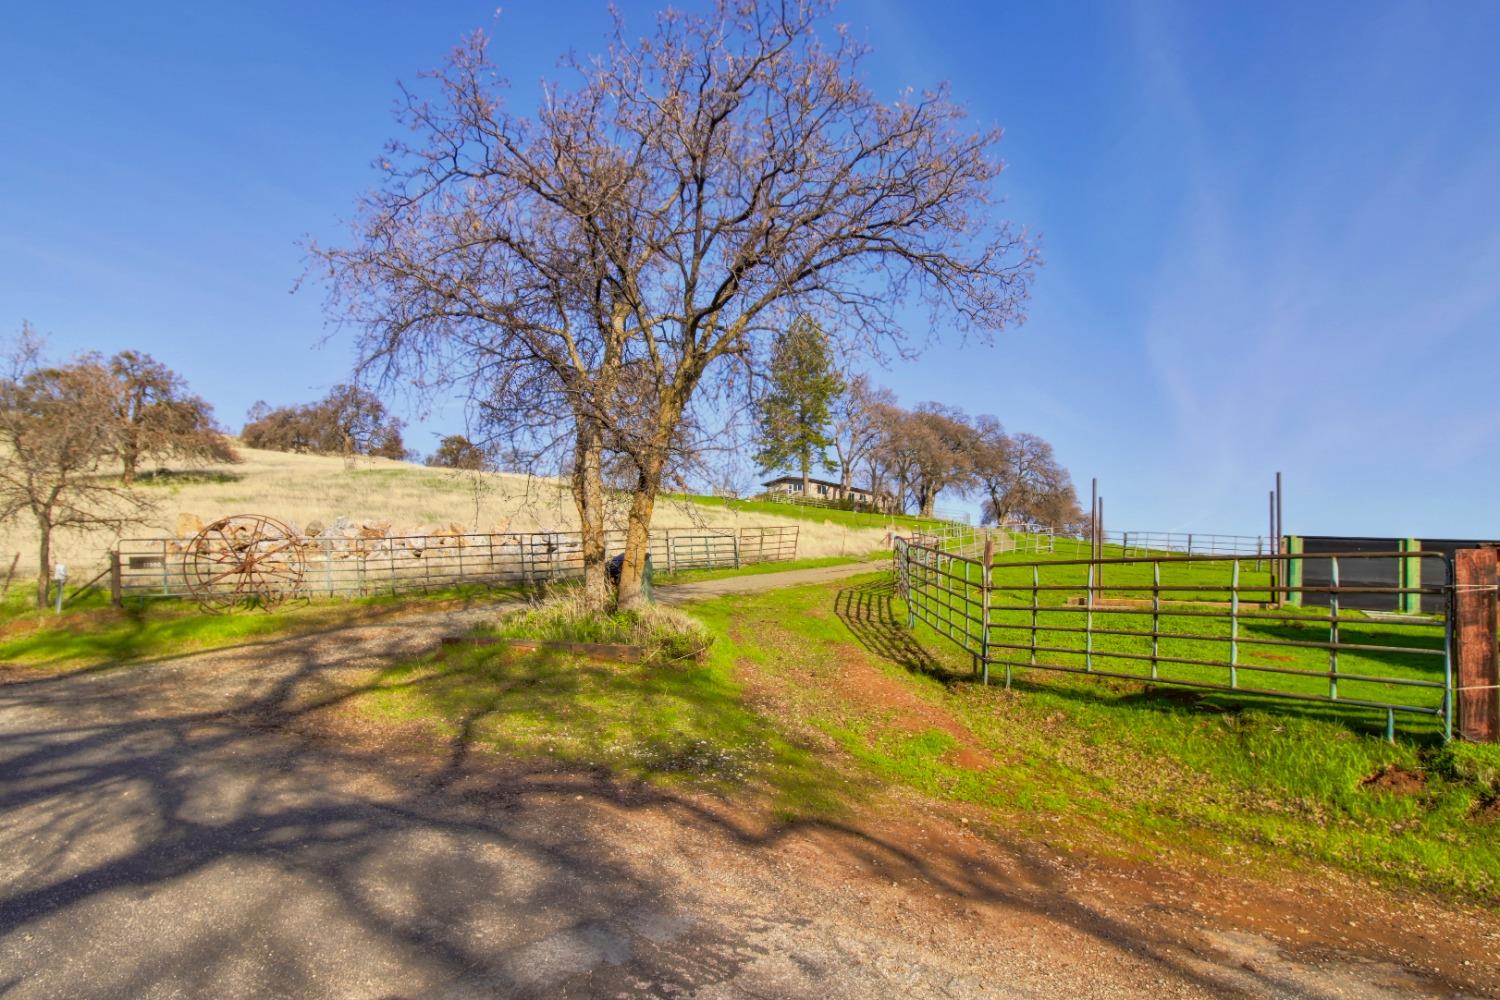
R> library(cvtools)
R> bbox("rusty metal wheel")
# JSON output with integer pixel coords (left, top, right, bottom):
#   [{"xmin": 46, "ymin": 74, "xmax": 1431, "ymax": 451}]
[{"xmin": 185, "ymin": 514, "xmax": 306, "ymax": 613}]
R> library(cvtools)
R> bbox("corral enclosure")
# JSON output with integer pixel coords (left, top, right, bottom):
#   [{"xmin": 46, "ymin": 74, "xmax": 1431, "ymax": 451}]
[{"xmin": 0, "ymin": 446, "xmax": 892, "ymax": 580}]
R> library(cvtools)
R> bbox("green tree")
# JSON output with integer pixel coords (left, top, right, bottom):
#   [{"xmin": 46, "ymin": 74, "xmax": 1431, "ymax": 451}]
[{"xmin": 754, "ymin": 317, "xmax": 845, "ymax": 498}]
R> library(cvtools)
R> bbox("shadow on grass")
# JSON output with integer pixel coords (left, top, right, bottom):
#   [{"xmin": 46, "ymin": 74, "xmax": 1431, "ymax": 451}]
[
  {"xmin": 0, "ymin": 587, "xmax": 524, "ymax": 676},
  {"xmin": 132, "ymin": 468, "xmax": 245, "ymax": 487},
  {"xmin": 837, "ymin": 577, "xmax": 1448, "ymax": 744},
  {"xmin": 832, "ymin": 580, "xmax": 950, "ymax": 682},
  {"xmin": 0, "ymin": 605, "xmax": 1322, "ymax": 999}
]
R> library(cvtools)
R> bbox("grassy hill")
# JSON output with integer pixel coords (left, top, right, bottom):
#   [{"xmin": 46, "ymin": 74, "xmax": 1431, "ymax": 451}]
[
  {"xmin": 673, "ymin": 494, "xmax": 958, "ymax": 532},
  {"xmin": 0, "ymin": 447, "xmax": 893, "ymax": 584}
]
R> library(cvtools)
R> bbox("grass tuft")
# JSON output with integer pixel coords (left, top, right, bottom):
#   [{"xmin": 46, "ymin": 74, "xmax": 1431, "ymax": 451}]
[{"xmin": 487, "ymin": 584, "xmax": 714, "ymax": 664}]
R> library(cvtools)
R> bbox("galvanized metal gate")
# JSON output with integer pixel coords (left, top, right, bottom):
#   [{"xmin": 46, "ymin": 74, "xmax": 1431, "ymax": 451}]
[{"xmin": 894, "ymin": 537, "xmax": 1457, "ymax": 739}]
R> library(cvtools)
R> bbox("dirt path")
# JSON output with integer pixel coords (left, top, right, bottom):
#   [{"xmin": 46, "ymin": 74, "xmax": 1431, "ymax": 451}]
[
  {"xmin": 2, "ymin": 603, "xmax": 1497, "ymax": 998},
  {"xmin": 657, "ymin": 560, "xmax": 883, "ymax": 604}
]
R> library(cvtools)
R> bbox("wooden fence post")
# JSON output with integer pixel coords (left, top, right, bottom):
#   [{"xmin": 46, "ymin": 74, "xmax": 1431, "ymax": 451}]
[
  {"xmin": 1454, "ymin": 548, "xmax": 1499, "ymax": 742},
  {"xmin": 109, "ymin": 550, "xmax": 122, "ymax": 607}
]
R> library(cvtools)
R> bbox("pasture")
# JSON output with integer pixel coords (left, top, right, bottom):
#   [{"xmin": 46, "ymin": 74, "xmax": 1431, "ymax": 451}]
[{"xmin": 0, "ymin": 446, "xmax": 893, "ymax": 584}]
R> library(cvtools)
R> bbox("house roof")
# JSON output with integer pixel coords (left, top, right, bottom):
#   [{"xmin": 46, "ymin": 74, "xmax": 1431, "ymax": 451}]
[{"xmin": 762, "ymin": 475, "xmax": 872, "ymax": 492}]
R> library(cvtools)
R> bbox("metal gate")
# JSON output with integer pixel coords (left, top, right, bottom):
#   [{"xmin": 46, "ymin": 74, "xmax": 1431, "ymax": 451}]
[{"xmin": 894, "ymin": 537, "xmax": 1455, "ymax": 739}]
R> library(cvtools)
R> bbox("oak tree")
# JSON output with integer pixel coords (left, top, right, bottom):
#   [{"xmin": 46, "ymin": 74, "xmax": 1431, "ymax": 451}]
[
  {"xmin": 426, "ymin": 434, "xmax": 488, "ymax": 471},
  {"xmin": 241, "ymin": 385, "xmax": 407, "ymax": 460},
  {"xmin": 0, "ymin": 327, "xmax": 154, "ymax": 607},
  {"xmin": 316, "ymin": 1, "xmax": 1036, "ymax": 608},
  {"xmin": 830, "ymin": 374, "xmax": 894, "ymax": 502},
  {"xmin": 106, "ymin": 350, "xmax": 237, "ymax": 484},
  {"xmin": 971, "ymin": 415, "xmax": 1080, "ymax": 529}
]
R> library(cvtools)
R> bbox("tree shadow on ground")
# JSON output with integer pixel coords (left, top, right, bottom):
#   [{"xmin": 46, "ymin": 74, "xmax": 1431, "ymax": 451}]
[
  {"xmin": 0, "ymin": 612, "xmax": 1474, "ymax": 997},
  {"xmin": 854, "ymin": 576, "xmax": 1448, "ymax": 744}
]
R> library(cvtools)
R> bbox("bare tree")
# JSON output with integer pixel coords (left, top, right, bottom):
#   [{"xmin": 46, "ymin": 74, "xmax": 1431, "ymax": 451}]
[
  {"xmin": 0, "ymin": 326, "xmax": 154, "ymax": 607},
  {"xmin": 240, "ymin": 385, "xmax": 407, "ymax": 461},
  {"xmin": 868, "ymin": 401, "xmax": 918, "ymax": 513},
  {"xmin": 315, "ymin": 1, "xmax": 1037, "ymax": 609},
  {"xmin": 105, "ymin": 350, "xmax": 238, "ymax": 484},
  {"xmin": 971, "ymin": 416, "xmax": 1080, "ymax": 529},
  {"xmin": 905, "ymin": 403, "xmax": 978, "ymax": 517},
  {"xmin": 830, "ymin": 374, "xmax": 893, "ymax": 498},
  {"xmin": 426, "ymin": 434, "xmax": 488, "ymax": 471}
]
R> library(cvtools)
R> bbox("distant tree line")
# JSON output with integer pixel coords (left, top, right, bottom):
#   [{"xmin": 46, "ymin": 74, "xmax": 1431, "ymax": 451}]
[
  {"xmin": 754, "ymin": 320, "xmax": 1081, "ymax": 530},
  {"xmin": 241, "ymin": 384, "xmax": 409, "ymax": 461}
]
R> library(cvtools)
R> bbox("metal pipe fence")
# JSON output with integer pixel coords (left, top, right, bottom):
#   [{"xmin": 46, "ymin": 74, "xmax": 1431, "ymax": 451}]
[
  {"xmin": 893, "ymin": 537, "xmax": 1454, "ymax": 740},
  {"xmin": 914, "ymin": 523, "xmax": 1057, "ymax": 558},
  {"xmin": 116, "ymin": 524, "xmax": 799, "ymax": 600},
  {"xmin": 1110, "ymin": 530, "xmax": 1270, "ymax": 558}
]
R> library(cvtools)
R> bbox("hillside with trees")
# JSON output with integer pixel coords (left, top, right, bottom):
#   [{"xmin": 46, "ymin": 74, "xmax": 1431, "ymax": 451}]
[{"xmin": 241, "ymin": 385, "xmax": 408, "ymax": 460}]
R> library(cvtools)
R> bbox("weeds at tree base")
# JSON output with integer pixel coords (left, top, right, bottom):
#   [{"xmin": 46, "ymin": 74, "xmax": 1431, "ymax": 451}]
[{"xmin": 482, "ymin": 582, "xmax": 714, "ymax": 665}]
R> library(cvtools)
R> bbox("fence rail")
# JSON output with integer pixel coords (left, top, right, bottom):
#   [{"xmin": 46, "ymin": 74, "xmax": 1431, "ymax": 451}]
[
  {"xmin": 1109, "ymin": 530, "xmax": 1269, "ymax": 558},
  {"xmin": 116, "ymin": 524, "xmax": 798, "ymax": 600},
  {"xmin": 894, "ymin": 537, "xmax": 1455, "ymax": 740},
  {"xmin": 912, "ymin": 522, "xmax": 1057, "ymax": 558}
]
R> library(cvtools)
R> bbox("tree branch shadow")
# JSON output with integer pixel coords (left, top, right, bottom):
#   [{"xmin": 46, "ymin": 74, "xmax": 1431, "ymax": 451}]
[{"xmin": 0, "ymin": 606, "xmax": 1464, "ymax": 997}]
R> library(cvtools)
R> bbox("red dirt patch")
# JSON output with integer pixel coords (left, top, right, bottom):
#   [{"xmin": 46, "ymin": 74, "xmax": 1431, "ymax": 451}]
[
  {"xmin": 828, "ymin": 642, "xmax": 992, "ymax": 770},
  {"xmin": 1469, "ymin": 795, "xmax": 1500, "ymax": 823},
  {"xmin": 1359, "ymin": 765, "xmax": 1426, "ymax": 795}
]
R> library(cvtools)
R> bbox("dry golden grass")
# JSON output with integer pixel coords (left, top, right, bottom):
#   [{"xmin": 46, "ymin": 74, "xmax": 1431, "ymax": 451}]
[{"xmin": 0, "ymin": 445, "xmax": 889, "ymax": 581}]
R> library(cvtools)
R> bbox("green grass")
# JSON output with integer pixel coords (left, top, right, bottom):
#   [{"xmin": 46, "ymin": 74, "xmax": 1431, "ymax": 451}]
[
  {"xmin": 909, "ymin": 547, "xmax": 1450, "ymax": 738},
  {"xmin": 0, "ymin": 583, "xmax": 521, "ymax": 670},
  {"xmin": 686, "ymin": 574, "xmax": 1500, "ymax": 902},
  {"xmin": 355, "ymin": 628, "xmax": 840, "ymax": 817},
  {"xmin": 673, "ymin": 493, "xmax": 954, "ymax": 532}
]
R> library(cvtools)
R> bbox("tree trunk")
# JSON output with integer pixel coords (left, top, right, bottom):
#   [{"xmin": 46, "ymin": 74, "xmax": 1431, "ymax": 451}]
[
  {"xmin": 617, "ymin": 455, "xmax": 662, "ymax": 611},
  {"xmin": 569, "ymin": 421, "xmax": 609, "ymax": 610},
  {"xmin": 35, "ymin": 522, "xmax": 51, "ymax": 609},
  {"xmin": 988, "ymin": 490, "xmax": 1007, "ymax": 527},
  {"xmin": 800, "ymin": 450, "xmax": 811, "ymax": 500},
  {"xmin": 121, "ymin": 439, "xmax": 139, "ymax": 485}
]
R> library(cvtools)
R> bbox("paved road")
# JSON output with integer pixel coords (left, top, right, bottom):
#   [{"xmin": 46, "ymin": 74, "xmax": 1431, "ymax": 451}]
[{"xmin": 2, "ymin": 593, "xmax": 1494, "ymax": 998}]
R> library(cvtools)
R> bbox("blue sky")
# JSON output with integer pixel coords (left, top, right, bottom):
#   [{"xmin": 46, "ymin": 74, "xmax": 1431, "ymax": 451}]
[{"xmin": 3, "ymin": 1, "xmax": 1497, "ymax": 538}]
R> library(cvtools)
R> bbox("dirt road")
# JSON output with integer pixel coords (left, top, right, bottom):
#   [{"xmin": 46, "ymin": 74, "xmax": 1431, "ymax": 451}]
[
  {"xmin": 656, "ymin": 560, "xmax": 884, "ymax": 604},
  {"xmin": 2, "ymin": 598, "xmax": 1496, "ymax": 998}
]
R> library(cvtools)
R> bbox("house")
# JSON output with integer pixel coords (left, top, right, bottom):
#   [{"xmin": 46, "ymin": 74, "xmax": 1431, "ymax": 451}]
[{"xmin": 762, "ymin": 475, "xmax": 877, "ymax": 506}]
